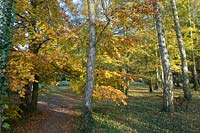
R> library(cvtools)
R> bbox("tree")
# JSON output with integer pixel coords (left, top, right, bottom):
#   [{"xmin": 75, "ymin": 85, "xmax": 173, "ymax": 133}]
[
  {"xmin": 82, "ymin": 0, "xmax": 96, "ymax": 132},
  {"xmin": 187, "ymin": 0, "xmax": 199, "ymax": 91},
  {"xmin": 0, "ymin": 0, "xmax": 15, "ymax": 130},
  {"xmin": 153, "ymin": 1, "xmax": 174, "ymax": 112},
  {"xmin": 10, "ymin": 0, "xmax": 66, "ymax": 112},
  {"xmin": 170, "ymin": 0, "xmax": 192, "ymax": 100}
]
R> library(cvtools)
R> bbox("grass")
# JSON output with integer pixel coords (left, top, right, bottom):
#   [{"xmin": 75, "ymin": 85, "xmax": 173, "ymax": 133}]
[
  {"xmin": 91, "ymin": 86, "xmax": 200, "ymax": 133},
  {"xmin": 10, "ymin": 85, "xmax": 200, "ymax": 133}
]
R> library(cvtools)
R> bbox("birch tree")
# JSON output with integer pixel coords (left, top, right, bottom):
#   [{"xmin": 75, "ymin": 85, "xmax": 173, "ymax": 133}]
[
  {"xmin": 153, "ymin": 2, "xmax": 174, "ymax": 112},
  {"xmin": 188, "ymin": 0, "xmax": 199, "ymax": 91},
  {"xmin": 82, "ymin": 0, "xmax": 96, "ymax": 132},
  {"xmin": 170, "ymin": 0, "xmax": 192, "ymax": 100}
]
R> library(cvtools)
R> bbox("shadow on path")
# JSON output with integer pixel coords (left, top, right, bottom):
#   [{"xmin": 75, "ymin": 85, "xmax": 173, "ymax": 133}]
[{"xmin": 9, "ymin": 88, "xmax": 83, "ymax": 133}]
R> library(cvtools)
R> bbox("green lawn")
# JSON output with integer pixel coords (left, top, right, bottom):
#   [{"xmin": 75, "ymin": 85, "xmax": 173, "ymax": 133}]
[
  {"xmin": 91, "ymin": 86, "xmax": 200, "ymax": 133},
  {"xmin": 16, "ymin": 85, "xmax": 200, "ymax": 133}
]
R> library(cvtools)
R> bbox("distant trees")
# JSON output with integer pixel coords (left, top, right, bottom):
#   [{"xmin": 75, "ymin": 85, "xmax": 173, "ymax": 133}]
[{"xmin": 187, "ymin": 0, "xmax": 199, "ymax": 91}]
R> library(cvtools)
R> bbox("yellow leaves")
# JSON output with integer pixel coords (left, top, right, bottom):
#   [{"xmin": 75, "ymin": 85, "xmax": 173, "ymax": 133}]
[
  {"xmin": 93, "ymin": 86, "xmax": 127, "ymax": 105},
  {"xmin": 70, "ymin": 75, "xmax": 85, "ymax": 94},
  {"xmin": 16, "ymin": 0, "xmax": 31, "ymax": 13},
  {"xmin": 100, "ymin": 54, "xmax": 113, "ymax": 64},
  {"xmin": 7, "ymin": 51, "xmax": 35, "ymax": 95},
  {"xmin": 105, "ymin": 71, "xmax": 112, "ymax": 78},
  {"xmin": 36, "ymin": 22, "xmax": 57, "ymax": 40},
  {"xmin": 96, "ymin": 69, "xmax": 122, "ymax": 88},
  {"xmin": 113, "ymin": 47, "xmax": 121, "ymax": 59},
  {"xmin": 18, "ymin": 89, "xmax": 26, "ymax": 98}
]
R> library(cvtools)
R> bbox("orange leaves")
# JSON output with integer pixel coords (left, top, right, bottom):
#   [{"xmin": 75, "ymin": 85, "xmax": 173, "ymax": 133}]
[
  {"xmin": 110, "ymin": 2, "xmax": 152, "ymax": 29},
  {"xmin": 145, "ymin": 0, "xmax": 164, "ymax": 5},
  {"xmin": 93, "ymin": 86, "xmax": 127, "ymax": 105},
  {"xmin": 96, "ymin": 69, "xmax": 122, "ymax": 87}
]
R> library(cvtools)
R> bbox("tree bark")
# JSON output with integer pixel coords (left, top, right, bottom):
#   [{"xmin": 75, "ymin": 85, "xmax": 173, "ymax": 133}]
[
  {"xmin": 20, "ymin": 83, "xmax": 32, "ymax": 111},
  {"xmin": 30, "ymin": 75, "xmax": 39, "ymax": 111},
  {"xmin": 149, "ymin": 80, "xmax": 153, "ymax": 93},
  {"xmin": 173, "ymin": 72, "xmax": 180, "ymax": 87},
  {"xmin": 187, "ymin": 0, "xmax": 200, "ymax": 91},
  {"xmin": 153, "ymin": 2, "xmax": 174, "ymax": 112},
  {"xmin": 192, "ymin": 61, "xmax": 199, "ymax": 91},
  {"xmin": 82, "ymin": 0, "xmax": 96, "ymax": 132},
  {"xmin": 170, "ymin": 0, "xmax": 192, "ymax": 100},
  {"xmin": 31, "ymin": 75, "xmax": 39, "ymax": 111},
  {"xmin": 155, "ymin": 67, "xmax": 160, "ymax": 90},
  {"xmin": 24, "ymin": 83, "xmax": 32, "ymax": 110},
  {"xmin": 26, "ymin": 1, "xmax": 41, "ymax": 112},
  {"xmin": 124, "ymin": 77, "xmax": 129, "ymax": 96},
  {"xmin": 191, "ymin": 37, "xmax": 199, "ymax": 91}
]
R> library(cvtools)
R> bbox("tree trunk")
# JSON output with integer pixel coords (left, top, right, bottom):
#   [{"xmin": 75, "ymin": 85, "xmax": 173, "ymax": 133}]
[
  {"xmin": 25, "ymin": 83, "xmax": 32, "ymax": 110},
  {"xmin": 0, "ymin": 0, "xmax": 15, "ymax": 131},
  {"xmin": 20, "ymin": 83, "xmax": 32, "ymax": 111},
  {"xmin": 154, "ymin": 81, "xmax": 159, "ymax": 90},
  {"xmin": 26, "ymin": 1, "xmax": 42, "ymax": 112},
  {"xmin": 192, "ymin": 52, "xmax": 199, "ymax": 91},
  {"xmin": 124, "ymin": 76, "xmax": 129, "ymax": 96},
  {"xmin": 155, "ymin": 67, "xmax": 160, "ymax": 90},
  {"xmin": 125, "ymin": 87, "xmax": 129, "ymax": 96},
  {"xmin": 176, "ymin": 73, "xmax": 181, "ymax": 87},
  {"xmin": 149, "ymin": 80, "xmax": 153, "ymax": 93},
  {"xmin": 170, "ymin": 0, "xmax": 192, "ymax": 100},
  {"xmin": 82, "ymin": 0, "xmax": 96, "ymax": 132},
  {"xmin": 160, "ymin": 69, "xmax": 164, "ymax": 88},
  {"xmin": 153, "ymin": 2, "xmax": 174, "ymax": 112},
  {"xmin": 30, "ymin": 75, "xmax": 39, "ymax": 111},
  {"xmin": 173, "ymin": 72, "xmax": 181, "ymax": 87},
  {"xmin": 187, "ymin": 0, "xmax": 200, "ymax": 91}
]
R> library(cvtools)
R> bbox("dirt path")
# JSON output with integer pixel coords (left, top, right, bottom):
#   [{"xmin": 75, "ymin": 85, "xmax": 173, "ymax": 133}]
[{"xmin": 10, "ymin": 89, "xmax": 83, "ymax": 133}]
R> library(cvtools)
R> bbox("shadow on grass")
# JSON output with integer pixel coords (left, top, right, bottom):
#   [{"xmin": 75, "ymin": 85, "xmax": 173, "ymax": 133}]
[
  {"xmin": 8, "ymin": 85, "xmax": 200, "ymax": 133},
  {"xmin": 92, "ymin": 87, "xmax": 200, "ymax": 133}
]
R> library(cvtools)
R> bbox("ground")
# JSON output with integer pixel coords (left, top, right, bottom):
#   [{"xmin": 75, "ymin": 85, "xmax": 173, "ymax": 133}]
[
  {"xmin": 8, "ymin": 87, "xmax": 82, "ymax": 133},
  {"xmin": 5, "ymin": 85, "xmax": 200, "ymax": 133}
]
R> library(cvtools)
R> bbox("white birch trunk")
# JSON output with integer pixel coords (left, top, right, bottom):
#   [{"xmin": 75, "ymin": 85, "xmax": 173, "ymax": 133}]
[
  {"xmin": 170, "ymin": 0, "xmax": 192, "ymax": 100},
  {"xmin": 188, "ymin": 0, "xmax": 200, "ymax": 91},
  {"xmin": 153, "ymin": 2, "xmax": 174, "ymax": 112},
  {"xmin": 83, "ymin": 0, "xmax": 96, "ymax": 131}
]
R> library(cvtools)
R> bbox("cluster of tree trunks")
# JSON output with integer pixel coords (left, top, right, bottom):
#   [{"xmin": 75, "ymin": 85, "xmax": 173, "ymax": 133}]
[{"xmin": 22, "ymin": 75, "xmax": 39, "ymax": 112}]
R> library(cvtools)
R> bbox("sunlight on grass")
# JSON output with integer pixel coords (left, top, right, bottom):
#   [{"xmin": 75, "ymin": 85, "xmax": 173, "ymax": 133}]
[
  {"xmin": 37, "ymin": 85, "xmax": 200, "ymax": 132},
  {"xmin": 93, "ymin": 113, "xmax": 135, "ymax": 133},
  {"xmin": 92, "ymin": 85, "xmax": 200, "ymax": 132}
]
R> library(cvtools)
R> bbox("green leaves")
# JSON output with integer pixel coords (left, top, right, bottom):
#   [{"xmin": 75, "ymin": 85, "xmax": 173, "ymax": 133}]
[{"xmin": 0, "ymin": 0, "xmax": 15, "ymax": 97}]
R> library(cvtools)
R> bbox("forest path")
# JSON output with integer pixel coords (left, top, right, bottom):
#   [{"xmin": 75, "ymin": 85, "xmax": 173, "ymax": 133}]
[{"xmin": 11, "ymin": 87, "xmax": 82, "ymax": 133}]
